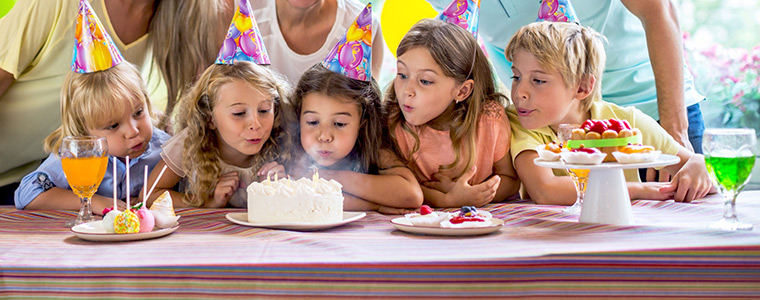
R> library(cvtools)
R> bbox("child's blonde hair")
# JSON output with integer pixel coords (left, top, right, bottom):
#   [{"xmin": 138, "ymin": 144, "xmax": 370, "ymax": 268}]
[
  {"xmin": 505, "ymin": 22, "xmax": 606, "ymax": 111},
  {"xmin": 386, "ymin": 19, "xmax": 508, "ymax": 179},
  {"xmin": 174, "ymin": 62, "xmax": 290, "ymax": 207},
  {"xmin": 283, "ymin": 64, "xmax": 387, "ymax": 174},
  {"xmin": 44, "ymin": 62, "xmax": 153, "ymax": 154}
]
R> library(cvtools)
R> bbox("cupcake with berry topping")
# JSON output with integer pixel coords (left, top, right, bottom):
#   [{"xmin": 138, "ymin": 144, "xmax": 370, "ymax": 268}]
[
  {"xmin": 612, "ymin": 143, "xmax": 661, "ymax": 164},
  {"xmin": 559, "ymin": 145, "xmax": 607, "ymax": 165},
  {"xmin": 535, "ymin": 141, "xmax": 565, "ymax": 161},
  {"xmin": 440, "ymin": 206, "xmax": 493, "ymax": 228},
  {"xmin": 405, "ymin": 205, "xmax": 450, "ymax": 226}
]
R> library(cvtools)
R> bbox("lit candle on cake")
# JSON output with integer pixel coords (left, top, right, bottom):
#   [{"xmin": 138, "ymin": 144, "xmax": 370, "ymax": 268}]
[{"xmin": 312, "ymin": 169, "xmax": 319, "ymax": 189}]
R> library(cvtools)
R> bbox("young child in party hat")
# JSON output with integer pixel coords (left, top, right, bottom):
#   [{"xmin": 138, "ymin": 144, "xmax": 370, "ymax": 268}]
[
  {"xmin": 386, "ymin": 6, "xmax": 520, "ymax": 208},
  {"xmin": 144, "ymin": 0, "xmax": 288, "ymax": 208},
  {"xmin": 14, "ymin": 0, "xmax": 170, "ymax": 214},
  {"xmin": 281, "ymin": 4, "xmax": 423, "ymax": 213},
  {"xmin": 505, "ymin": 21, "xmax": 713, "ymax": 204}
]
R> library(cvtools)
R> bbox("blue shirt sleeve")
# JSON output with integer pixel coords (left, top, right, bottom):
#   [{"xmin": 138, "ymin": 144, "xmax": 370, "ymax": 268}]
[{"xmin": 14, "ymin": 153, "xmax": 70, "ymax": 209}]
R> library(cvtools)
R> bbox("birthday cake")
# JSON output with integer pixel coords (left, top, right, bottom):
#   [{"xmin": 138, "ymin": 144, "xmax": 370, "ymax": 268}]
[{"xmin": 246, "ymin": 175, "xmax": 344, "ymax": 224}]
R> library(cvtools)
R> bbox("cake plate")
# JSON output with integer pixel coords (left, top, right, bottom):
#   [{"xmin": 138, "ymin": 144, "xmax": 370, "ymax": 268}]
[{"xmin": 534, "ymin": 154, "xmax": 680, "ymax": 225}]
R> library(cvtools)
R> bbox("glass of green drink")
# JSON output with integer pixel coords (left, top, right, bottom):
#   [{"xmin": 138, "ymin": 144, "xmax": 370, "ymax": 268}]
[{"xmin": 703, "ymin": 128, "xmax": 756, "ymax": 231}]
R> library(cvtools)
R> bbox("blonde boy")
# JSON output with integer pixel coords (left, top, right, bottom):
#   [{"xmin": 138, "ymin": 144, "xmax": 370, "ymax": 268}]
[{"xmin": 505, "ymin": 22, "xmax": 713, "ymax": 204}]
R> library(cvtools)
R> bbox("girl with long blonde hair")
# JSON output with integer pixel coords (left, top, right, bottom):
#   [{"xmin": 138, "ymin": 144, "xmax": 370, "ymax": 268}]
[{"xmin": 144, "ymin": 61, "xmax": 289, "ymax": 208}]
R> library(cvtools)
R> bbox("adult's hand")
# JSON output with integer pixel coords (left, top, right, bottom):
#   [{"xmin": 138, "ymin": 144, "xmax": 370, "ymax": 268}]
[{"xmin": 622, "ymin": 0, "xmax": 694, "ymax": 152}]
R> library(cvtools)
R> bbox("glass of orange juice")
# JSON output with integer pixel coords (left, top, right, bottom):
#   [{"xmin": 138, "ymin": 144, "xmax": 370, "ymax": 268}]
[
  {"xmin": 60, "ymin": 136, "xmax": 108, "ymax": 227},
  {"xmin": 558, "ymin": 124, "xmax": 588, "ymax": 214}
]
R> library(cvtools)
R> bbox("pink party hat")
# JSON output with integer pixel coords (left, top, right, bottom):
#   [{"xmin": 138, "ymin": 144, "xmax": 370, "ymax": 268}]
[
  {"xmin": 71, "ymin": 0, "xmax": 124, "ymax": 73},
  {"xmin": 436, "ymin": 0, "xmax": 480, "ymax": 37},
  {"xmin": 321, "ymin": 3, "xmax": 372, "ymax": 81},
  {"xmin": 215, "ymin": 0, "xmax": 270, "ymax": 65},
  {"xmin": 536, "ymin": 0, "xmax": 579, "ymax": 23}
]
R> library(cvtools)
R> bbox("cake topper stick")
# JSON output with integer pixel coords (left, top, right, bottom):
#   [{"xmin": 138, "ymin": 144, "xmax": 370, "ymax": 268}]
[
  {"xmin": 143, "ymin": 165, "xmax": 148, "ymax": 206},
  {"xmin": 144, "ymin": 165, "xmax": 168, "ymax": 205},
  {"xmin": 112, "ymin": 157, "xmax": 117, "ymax": 209},
  {"xmin": 125, "ymin": 156, "xmax": 130, "ymax": 208}
]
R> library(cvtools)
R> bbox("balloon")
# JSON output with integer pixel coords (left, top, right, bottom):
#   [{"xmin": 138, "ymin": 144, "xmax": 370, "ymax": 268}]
[
  {"xmin": 75, "ymin": 15, "xmax": 83, "ymax": 41},
  {"xmin": 234, "ymin": 11, "xmax": 252, "ymax": 32},
  {"xmin": 346, "ymin": 68, "xmax": 365, "ymax": 81},
  {"xmin": 326, "ymin": 58, "xmax": 342, "ymax": 73},
  {"xmin": 443, "ymin": 0, "xmax": 468, "ymax": 17},
  {"xmin": 226, "ymin": 25, "xmax": 241, "ymax": 40},
  {"xmin": 218, "ymin": 38, "xmax": 237, "ymax": 61},
  {"xmin": 362, "ymin": 43, "xmax": 371, "ymax": 60},
  {"xmin": 346, "ymin": 24, "xmax": 364, "ymax": 42},
  {"xmin": 75, "ymin": 43, "xmax": 92, "ymax": 71},
  {"xmin": 234, "ymin": 51, "xmax": 250, "ymax": 62},
  {"xmin": 355, "ymin": 5, "xmax": 372, "ymax": 27},
  {"xmin": 238, "ymin": 0, "xmax": 250, "ymax": 16},
  {"xmin": 91, "ymin": 42, "xmax": 113, "ymax": 71},
  {"xmin": 91, "ymin": 16, "xmax": 105, "ymax": 40},
  {"xmin": 0, "ymin": 0, "xmax": 16, "ymax": 19},
  {"xmin": 362, "ymin": 25, "xmax": 372, "ymax": 46},
  {"xmin": 339, "ymin": 41, "xmax": 363, "ymax": 69},
  {"xmin": 380, "ymin": 0, "xmax": 437, "ymax": 57},
  {"xmin": 239, "ymin": 30, "xmax": 260, "ymax": 57}
]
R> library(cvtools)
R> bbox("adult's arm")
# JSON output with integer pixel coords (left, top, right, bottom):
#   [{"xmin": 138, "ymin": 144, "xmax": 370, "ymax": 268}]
[
  {"xmin": 0, "ymin": 69, "xmax": 12, "ymax": 98},
  {"xmin": 622, "ymin": 0, "xmax": 693, "ymax": 151}
]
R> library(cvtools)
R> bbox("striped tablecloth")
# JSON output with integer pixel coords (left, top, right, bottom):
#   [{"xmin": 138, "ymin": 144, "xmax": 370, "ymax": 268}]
[{"xmin": 2, "ymin": 192, "xmax": 760, "ymax": 298}]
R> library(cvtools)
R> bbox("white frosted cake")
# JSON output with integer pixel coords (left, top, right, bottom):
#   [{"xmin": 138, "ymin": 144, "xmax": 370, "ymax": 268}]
[{"xmin": 246, "ymin": 176, "xmax": 344, "ymax": 224}]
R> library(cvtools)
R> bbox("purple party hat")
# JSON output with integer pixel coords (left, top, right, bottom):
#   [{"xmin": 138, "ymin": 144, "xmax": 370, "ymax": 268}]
[
  {"xmin": 215, "ymin": 0, "xmax": 270, "ymax": 65},
  {"xmin": 435, "ymin": 0, "xmax": 480, "ymax": 37},
  {"xmin": 536, "ymin": 0, "xmax": 579, "ymax": 23},
  {"xmin": 71, "ymin": 0, "xmax": 124, "ymax": 73},
  {"xmin": 321, "ymin": 3, "xmax": 372, "ymax": 81}
]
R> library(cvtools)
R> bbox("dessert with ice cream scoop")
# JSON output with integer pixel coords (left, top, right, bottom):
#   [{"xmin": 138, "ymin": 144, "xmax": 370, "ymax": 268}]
[
  {"xmin": 535, "ymin": 141, "xmax": 565, "ymax": 161},
  {"xmin": 559, "ymin": 146, "xmax": 607, "ymax": 165},
  {"xmin": 612, "ymin": 143, "xmax": 661, "ymax": 164},
  {"xmin": 440, "ymin": 206, "xmax": 494, "ymax": 228},
  {"xmin": 405, "ymin": 205, "xmax": 451, "ymax": 226}
]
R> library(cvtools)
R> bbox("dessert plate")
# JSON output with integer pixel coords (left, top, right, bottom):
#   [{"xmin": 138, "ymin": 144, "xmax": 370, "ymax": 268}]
[
  {"xmin": 71, "ymin": 221, "xmax": 179, "ymax": 242},
  {"xmin": 226, "ymin": 212, "xmax": 366, "ymax": 231},
  {"xmin": 390, "ymin": 217, "xmax": 504, "ymax": 236}
]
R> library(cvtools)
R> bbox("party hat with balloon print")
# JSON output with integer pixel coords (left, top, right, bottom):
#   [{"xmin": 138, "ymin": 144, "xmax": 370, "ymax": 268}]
[
  {"xmin": 215, "ymin": 0, "xmax": 270, "ymax": 65},
  {"xmin": 321, "ymin": 3, "xmax": 372, "ymax": 81},
  {"xmin": 536, "ymin": 0, "xmax": 579, "ymax": 23},
  {"xmin": 436, "ymin": 0, "xmax": 480, "ymax": 37},
  {"xmin": 71, "ymin": 0, "xmax": 124, "ymax": 73}
]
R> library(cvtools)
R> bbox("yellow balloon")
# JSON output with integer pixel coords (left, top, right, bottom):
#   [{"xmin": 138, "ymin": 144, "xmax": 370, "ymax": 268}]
[
  {"xmin": 235, "ymin": 13, "xmax": 252, "ymax": 33},
  {"xmin": 346, "ymin": 24, "xmax": 364, "ymax": 42},
  {"xmin": 380, "ymin": 0, "xmax": 438, "ymax": 57},
  {"xmin": 91, "ymin": 42, "xmax": 113, "ymax": 71}
]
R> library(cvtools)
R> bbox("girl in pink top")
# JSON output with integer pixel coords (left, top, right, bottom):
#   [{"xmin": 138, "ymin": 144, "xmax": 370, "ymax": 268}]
[
  {"xmin": 387, "ymin": 19, "xmax": 520, "ymax": 208},
  {"xmin": 281, "ymin": 64, "xmax": 423, "ymax": 213}
]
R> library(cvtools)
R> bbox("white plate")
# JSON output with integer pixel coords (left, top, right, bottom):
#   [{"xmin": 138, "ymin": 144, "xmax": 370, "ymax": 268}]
[
  {"xmin": 390, "ymin": 217, "xmax": 504, "ymax": 236},
  {"xmin": 225, "ymin": 212, "xmax": 366, "ymax": 231},
  {"xmin": 71, "ymin": 221, "xmax": 179, "ymax": 242}
]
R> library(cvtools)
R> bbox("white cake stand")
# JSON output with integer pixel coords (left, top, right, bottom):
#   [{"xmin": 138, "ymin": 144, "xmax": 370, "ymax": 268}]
[{"xmin": 534, "ymin": 154, "xmax": 680, "ymax": 225}]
